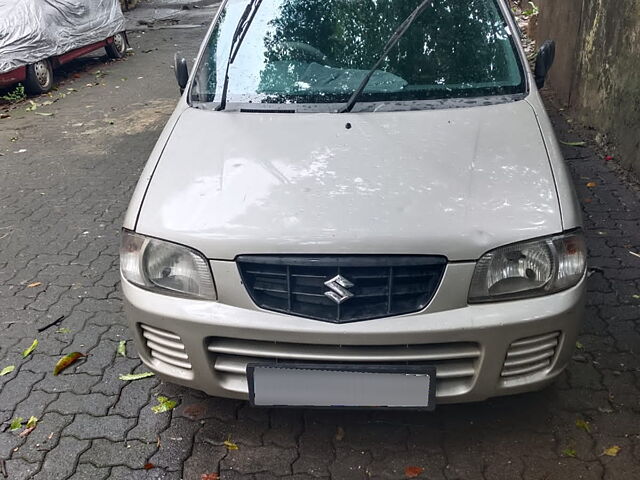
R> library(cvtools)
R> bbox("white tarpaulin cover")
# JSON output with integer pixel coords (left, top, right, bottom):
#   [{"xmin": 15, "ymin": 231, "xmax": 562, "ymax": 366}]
[{"xmin": 0, "ymin": 0, "xmax": 125, "ymax": 74}]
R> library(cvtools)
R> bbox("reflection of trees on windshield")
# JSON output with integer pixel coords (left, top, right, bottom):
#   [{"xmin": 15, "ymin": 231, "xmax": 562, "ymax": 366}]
[
  {"xmin": 191, "ymin": 0, "xmax": 524, "ymax": 106},
  {"xmin": 263, "ymin": 0, "xmax": 515, "ymax": 87}
]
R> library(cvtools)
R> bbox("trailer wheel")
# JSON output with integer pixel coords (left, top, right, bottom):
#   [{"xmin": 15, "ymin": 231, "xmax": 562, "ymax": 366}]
[
  {"xmin": 106, "ymin": 32, "xmax": 128, "ymax": 59},
  {"xmin": 24, "ymin": 59, "xmax": 53, "ymax": 94}
]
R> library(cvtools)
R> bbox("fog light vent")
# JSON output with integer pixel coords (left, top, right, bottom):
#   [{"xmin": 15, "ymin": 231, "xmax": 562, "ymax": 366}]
[
  {"xmin": 501, "ymin": 331, "xmax": 560, "ymax": 378},
  {"xmin": 140, "ymin": 324, "xmax": 191, "ymax": 370}
]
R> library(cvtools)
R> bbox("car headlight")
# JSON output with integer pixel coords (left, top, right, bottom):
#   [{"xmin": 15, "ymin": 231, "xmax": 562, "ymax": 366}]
[
  {"xmin": 468, "ymin": 230, "xmax": 586, "ymax": 303},
  {"xmin": 120, "ymin": 229, "xmax": 216, "ymax": 300}
]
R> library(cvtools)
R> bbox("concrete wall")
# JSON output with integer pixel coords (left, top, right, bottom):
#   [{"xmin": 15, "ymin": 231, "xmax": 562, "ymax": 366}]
[{"xmin": 535, "ymin": 0, "xmax": 640, "ymax": 175}]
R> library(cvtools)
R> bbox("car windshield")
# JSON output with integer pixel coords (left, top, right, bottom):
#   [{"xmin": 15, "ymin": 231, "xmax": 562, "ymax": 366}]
[{"xmin": 190, "ymin": 0, "xmax": 526, "ymax": 111}]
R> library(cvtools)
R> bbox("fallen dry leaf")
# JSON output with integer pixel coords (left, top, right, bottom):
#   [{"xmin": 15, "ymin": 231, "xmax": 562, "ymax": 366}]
[
  {"xmin": 335, "ymin": 426, "xmax": 345, "ymax": 441},
  {"xmin": 224, "ymin": 435, "xmax": 239, "ymax": 450},
  {"xmin": 405, "ymin": 466, "xmax": 425, "ymax": 478},
  {"xmin": 602, "ymin": 445, "xmax": 621, "ymax": 457},
  {"xmin": 18, "ymin": 426, "xmax": 35, "ymax": 438},
  {"xmin": 53, "ymin": 352, "xmax": 86, "ymax": 375},
  {"xmin": 144, "ymin": 463, "xmax": 155, "ymax": 470},
  {"xmin": 18, "ymin": 417, "xmax": 37, "ymax": 438},
  {"xmin": 201, "ymin": 474, "xmax": 220, "ymax": 480},
  {"xmin": 224, "ymin": 440, "xmax": 239, "ymax": 450},
  {"xmin": 120, "ymin": 372, "xmax": 155, "ymax": 381},
  {"xmin": 575, "ymin": 419, "xmax": 591, "ymax": 433},
  {"xmin": 27, "ymin": 282, "xmax": 42, "ymax": 288},
  {"xmin": 629, "ymin": 251, "xmax": 640, "ymax": 259},
  {"xmin": 22, "ymin": 339, "xmax": 38, "ymax": 358},
  {"xmin": 586, "ymin": 181, "xmax": 597, "ymax": 188}
]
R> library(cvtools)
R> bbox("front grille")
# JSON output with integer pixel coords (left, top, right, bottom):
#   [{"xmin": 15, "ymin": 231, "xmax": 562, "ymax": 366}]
[
  {"xmin": 140, "ymin": 324, "xmax": 192, "ymax": 371},
  {"xmin": 206, "ymin": 337, "xmax": 480, "ymax": 398},
  {"xmin": 236, "ymin": 255, "xmax": 447, "ymax": 323},
  {"xmin": 501, "ymin": 331, "xmax": 560, "ymax": 378}
]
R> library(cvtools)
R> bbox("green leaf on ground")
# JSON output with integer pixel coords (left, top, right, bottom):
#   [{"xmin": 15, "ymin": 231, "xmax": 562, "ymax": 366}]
[
  {"xmin": 575, "ymin": 419, "xmax": 591, "ymax": 433},
  {"xmin": 575, "ymin": 341, "xmax": 584, "ymax": 350},
  {"xmin": 224, "ymin": 435, "xmax": 239, "ymax": 450},
  {"xmin": 602, "ymin": 445, "xmax": 621, "ymax": 457},
  {"xmin": 25, "ymin": 416, "xmax": 38, "ymax": 429},
  {"xmin": 56, "ymin": 328, "xmax": 71, "ymax": 334},
  {"xmin": 53, "ymin": 352, "xmax": 86, "ymax": 375},
  {"xmin": 152, "ymin": 396, "xmax": 178, "ymax": 414},
  {"xmin": 562, "ymin": 448, "xmax": 577, "ymax": 458},
  {"xmin": 119, "ymin": 372, "xmax": 155, "ymax": 381},
  {"xmin": 0, "ymin": 365, "xmax": 15, "ymax": 376},
  {"xmin": 22, "ymin": 339, "xmax": 38, "ymax": 358},
  {"xmin": 117, "ymin": 340, "xmax": 127, "ymax": 357},
  {"xmin": 9, "ymin": 418, "xmax": 23, "ymax": 431},
  {"xmin": 560, "ymin": 140, "xmax": 586, "ymax": 147}
]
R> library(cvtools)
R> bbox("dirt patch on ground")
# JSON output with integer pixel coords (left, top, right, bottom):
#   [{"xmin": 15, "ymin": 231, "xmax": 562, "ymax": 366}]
[
  {"xmin": 63, "ymin": 98, "xmax": 176, "ymax": 155},
  {"xmin": 78, "ymin": 99, "xmax": 175, "ymax": 137}
]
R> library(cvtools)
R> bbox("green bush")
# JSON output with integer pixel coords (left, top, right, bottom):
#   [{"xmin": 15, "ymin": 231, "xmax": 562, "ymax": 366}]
[{"xmin": 0, "ymin": 84, "xmax": 26, "ymax": 103}]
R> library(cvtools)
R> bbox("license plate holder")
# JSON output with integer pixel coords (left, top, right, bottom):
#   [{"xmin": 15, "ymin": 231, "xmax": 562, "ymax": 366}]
[{"xmin": 247, "ymin": 363, "xmax": 436, "ymax": 410}]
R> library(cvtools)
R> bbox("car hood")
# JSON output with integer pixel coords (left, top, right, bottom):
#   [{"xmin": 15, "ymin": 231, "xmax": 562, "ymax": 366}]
[{"xmin": 136, "ymin": 101, "xmax": 561, "ymax": 261}]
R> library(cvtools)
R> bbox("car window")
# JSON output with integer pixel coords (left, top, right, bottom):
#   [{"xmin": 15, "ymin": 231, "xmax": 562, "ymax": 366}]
[{"xmin": 191, "ymin": 0, "xmax": 525, "ymax": 110}]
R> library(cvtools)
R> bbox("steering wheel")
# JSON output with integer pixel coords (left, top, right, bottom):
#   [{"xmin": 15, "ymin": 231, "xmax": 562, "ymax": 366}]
[{"xmin": 279, "ymin": 41, "xmax": 329, "ymax": 64}]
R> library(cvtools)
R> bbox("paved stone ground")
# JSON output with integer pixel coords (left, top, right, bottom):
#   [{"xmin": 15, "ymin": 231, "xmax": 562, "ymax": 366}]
[{"xmin": 1, "ymin": 3, "xmax": 640, "ymax": 479}]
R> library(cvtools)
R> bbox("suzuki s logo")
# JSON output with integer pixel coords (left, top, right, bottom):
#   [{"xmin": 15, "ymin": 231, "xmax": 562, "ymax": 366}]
[{"xmin": 324, "ymin": 275, "xmax": 355, "ymax": 304}]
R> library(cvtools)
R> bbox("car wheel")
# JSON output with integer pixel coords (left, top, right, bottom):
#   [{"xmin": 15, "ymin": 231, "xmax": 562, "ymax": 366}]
[
  {"xmin": 24, "ymin": 59, "xmax": 53, "ymax": 94},
  {"xmin": 105, "ymin": 32, "xmax": 128, "ymax": 59}
]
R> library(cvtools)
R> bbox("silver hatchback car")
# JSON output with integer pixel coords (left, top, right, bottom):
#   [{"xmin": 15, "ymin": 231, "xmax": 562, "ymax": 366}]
[{"xmin": 120, "ymin": 0, "xmax": 586, "ymax": 409}]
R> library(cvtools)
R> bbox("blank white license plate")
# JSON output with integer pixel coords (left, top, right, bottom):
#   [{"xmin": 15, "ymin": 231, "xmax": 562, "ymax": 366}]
[{"xmin": 248, "ymin": 364, "xmax": 436, "ymax": 409}]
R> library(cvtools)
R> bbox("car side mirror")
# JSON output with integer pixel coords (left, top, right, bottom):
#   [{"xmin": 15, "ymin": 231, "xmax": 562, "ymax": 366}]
[
  {"xmin": 174, "ymin": 54, "xmax": 189, "ymax": 94},
  {"xmin": 534, "ymin": 40, "xmax": 556, "ymax": 89}
]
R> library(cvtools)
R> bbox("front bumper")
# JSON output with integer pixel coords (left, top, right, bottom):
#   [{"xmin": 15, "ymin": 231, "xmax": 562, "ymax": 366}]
[{"xmin": 122, "ymin": 262, "xmax": 585, "ymax": 405}]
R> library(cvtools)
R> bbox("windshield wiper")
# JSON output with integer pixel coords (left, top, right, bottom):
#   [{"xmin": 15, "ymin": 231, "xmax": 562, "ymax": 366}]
[
  {"xmin": 216, "ymin": 0, "xmax": 263, "ymax": 111},
  {"xmin": 339, "ymin": 0, "xmax": 432, "ymax": 113}
]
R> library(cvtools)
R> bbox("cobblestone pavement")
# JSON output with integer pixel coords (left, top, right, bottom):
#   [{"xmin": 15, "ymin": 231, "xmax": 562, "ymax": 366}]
[{"xmin": 1, "ymin": 3, "xmax": 640, "ymax": 479}]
